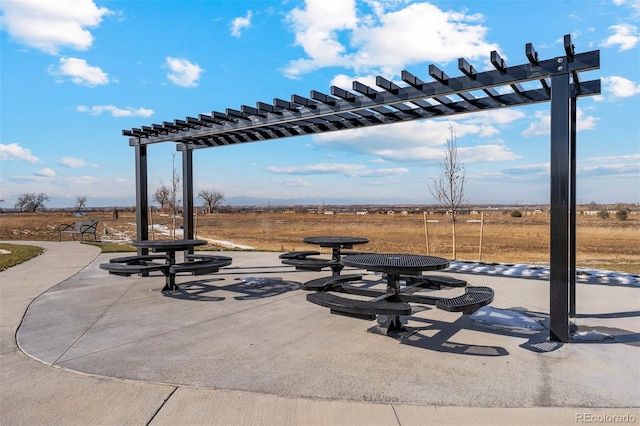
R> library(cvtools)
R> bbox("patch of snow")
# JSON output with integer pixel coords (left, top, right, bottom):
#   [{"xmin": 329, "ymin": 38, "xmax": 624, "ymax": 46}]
[
  {"xmin": 201, "ymin": 238, "xmax": 254, "ymax": 250},
  {"xmin": 572, "ymin": 330, "xmax": 614, "ymax": 341},
  {"xmin": 470, "ymin": 307, "xmax": 545, "ymax": 330},
  {"xmin": 449, "ymin": 261, "xmax": 639, "ymax": 286},
  {"xmin": 0, "ymin": 249, "xmax": 12, "ymax": 255}
]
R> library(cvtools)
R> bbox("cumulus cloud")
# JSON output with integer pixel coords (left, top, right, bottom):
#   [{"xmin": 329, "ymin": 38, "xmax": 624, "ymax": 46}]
[
  {"xmin": 502, "ymin": 163, "xmax": 549, "ymax": 176},
  {"xmin": 522, "ymin": 108, "xmax": 599, "ymax": 137},
  {"xmin": 274, "ymin": 177, "xmax": 311, "ymax": 187},
  {"xmin": 48, "ymin": 57, "xmax": 110, "ymax": 86},
  {"xmin": 0, "ymin": 0, "xmax": 112, "ymax": 55},
  {"xmin": 34, "ymin": 167, "xmax": 56, "ymax": 177},
  {"xmin": 76, "ymin": 104, "xmax": 154, "ymax": 117},
  {"xmin": 601, "ymin": 23, "xmax": 639, "ymax": 51},
  {"xmin": 165, "ymin": 57, "xmax": 204, "ymax": 87},
  {"xmin": 312, "ymin": 119, "xmax": 520, "ymax": 163},
  {"xmin": 267, "ymin": 162, "xmax": 408, "ymax": 178},
  {"xmin": 0, "ymin": 143, "xmax": 40, "ymax": 163},
  {"xmin": 60, "ymin": 157, "xmax": 87, "ymax": 168},
  {"xmin": 600, "ymin": 76, "xmax": 640, "ymax": 99},
  {"xmin": 283, "ymin": 1, "xmax": 498, "ymax": 78},
  {"xmin": 231, "ymin": 10, "xmax": 252, "ymax": 37}
]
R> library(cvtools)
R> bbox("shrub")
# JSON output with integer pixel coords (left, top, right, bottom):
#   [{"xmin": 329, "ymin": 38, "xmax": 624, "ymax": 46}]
[
  {"xmin": 510, "ymin": 210, "xmax": 523, "ymax": 218},
  {"xmin": 597, "ymin": 210, "xmax": 610, "ymax": 219},
  {"xmin": 615, "ymin": 210, "xmax": 628, "ymax": 220}
]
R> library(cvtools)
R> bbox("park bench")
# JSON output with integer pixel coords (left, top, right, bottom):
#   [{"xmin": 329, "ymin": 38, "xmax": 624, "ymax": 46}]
[
  {"xmin": 57, "ymin": 220, "xmax": 98, "ymax": 242},
  {"xmin": 306, "ymin": 292, "xmax": 412, "ymax": 320},
  {"xmin": 400, "ymin": 275, "xmax": 467, "ymax": 289},
  {"xmin": 301, "ymin": 274, "xmax": 363, "ymax": 292},
  {"xmin": 100, "ymin": 261, "xmax": 169, "ymax": 277},
  {"xmin": 435, "ymin": 286, "xmax": 494, "ymax": 315},
  {"xmin": 280, "ymin": 251, "xmax": 343, "ymax": 275},
  {"xmin": 279, "ymin": 251, "xmax": 321, "ymax": 260},
  {"xmin": 170, "ymin": 255, "xmax": 232, "ymax": 276},
  {"xmin": 109, "ymin": 254, "xmax": 166, "ymax": 264}
]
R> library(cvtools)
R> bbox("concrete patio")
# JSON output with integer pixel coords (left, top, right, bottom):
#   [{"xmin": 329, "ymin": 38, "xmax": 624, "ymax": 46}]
[{"xmin": 1, "ymin": 241, "xmax": 638, "ymax": 425}]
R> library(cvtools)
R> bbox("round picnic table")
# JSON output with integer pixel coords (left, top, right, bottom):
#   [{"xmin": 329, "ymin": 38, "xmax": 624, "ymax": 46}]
[
  {"xmin": 303, "ymin": 236, "xmax": 369, "ymax": 261},
  {"xmin": 341, "ymin": 253, "xmax": 450, "ymax": 333},
  {"xmin": 131, "ymin": 239, "xmax": 207, "ymax": 291}
]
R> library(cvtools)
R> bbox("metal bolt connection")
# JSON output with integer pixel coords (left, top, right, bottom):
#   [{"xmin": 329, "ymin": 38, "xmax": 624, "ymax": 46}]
[{"xmin": 557, "ymin": 57, "xmax": 565, "ymax": 71}]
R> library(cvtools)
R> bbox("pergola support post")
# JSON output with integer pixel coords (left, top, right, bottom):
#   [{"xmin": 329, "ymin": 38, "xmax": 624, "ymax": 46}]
[
  {"xmin": 569, "ymin": 96, "xmax": 577, "ymax": 318},
  {"xmin": 135, "ymin": 144, "xmax": 149, "ymax": 255},
  {"xmin": 549, "ymin": 70, "xmax": 575, "ymax": 343},
  {"xmin": 182, "ymin": 146, "xmax": 195, "ymax": 254}
]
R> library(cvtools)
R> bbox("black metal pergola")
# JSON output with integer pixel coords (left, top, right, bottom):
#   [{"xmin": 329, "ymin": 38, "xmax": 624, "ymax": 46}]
[{"xmin": 124, "ymin": 34, "xmax": 600, "ymax": 342}]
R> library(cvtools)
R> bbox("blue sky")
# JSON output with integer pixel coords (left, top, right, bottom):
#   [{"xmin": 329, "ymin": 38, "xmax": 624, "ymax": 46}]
[{"xmin": 1, "ymin": 0, "xmax": 639, "ymax": 209}]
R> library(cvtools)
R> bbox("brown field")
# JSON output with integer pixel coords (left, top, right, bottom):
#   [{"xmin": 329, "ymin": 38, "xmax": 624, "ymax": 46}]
[{"xmin": 1, "ymin": 210, "xmax": 639, "ymax": 273}]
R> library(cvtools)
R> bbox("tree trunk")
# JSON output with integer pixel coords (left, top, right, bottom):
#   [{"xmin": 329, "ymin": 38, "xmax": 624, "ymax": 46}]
[{"xmin": 451, "ymin": 220, "xmax": 456, "ymax": 260}]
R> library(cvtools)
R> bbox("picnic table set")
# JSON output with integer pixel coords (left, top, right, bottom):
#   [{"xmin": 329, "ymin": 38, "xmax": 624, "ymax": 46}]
[
  {"xmin": 98, "ymin": 235, "xmax": 494, "ymax": 337},
  {"xmin": 280, "ymin": 236, "xmax": 494, "ymax": 336}
]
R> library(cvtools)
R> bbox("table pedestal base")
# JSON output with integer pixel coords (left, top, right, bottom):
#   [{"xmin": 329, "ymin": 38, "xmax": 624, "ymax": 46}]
[{"xmin": 367, "ymin": 315, "xmax": 417, "ymax": 339}]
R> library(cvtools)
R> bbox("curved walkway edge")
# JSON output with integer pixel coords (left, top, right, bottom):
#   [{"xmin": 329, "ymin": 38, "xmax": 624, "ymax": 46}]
[{"xmin": 1, "ymin": 241, "xmax": 637, "ymax": 426}]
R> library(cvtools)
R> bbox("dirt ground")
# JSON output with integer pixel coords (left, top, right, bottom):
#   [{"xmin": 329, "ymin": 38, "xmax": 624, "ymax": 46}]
[{"xmin": 1, "ymin": 210, "xmax": 639, "ymax": 273}]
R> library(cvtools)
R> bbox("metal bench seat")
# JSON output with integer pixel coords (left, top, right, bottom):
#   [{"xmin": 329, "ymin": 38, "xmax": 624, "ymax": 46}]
[
  {"xmin": 170, "ymin": 256, "xmax": 232, "ymax": 276},
  {"xmin": 301, "ymin": 274, "xmax": 362, "ymax": 291},
  {"xmin": 279, "ymin": 251, "xmax": 321, "ymax": 260},
  {"xmin": 435, "ymin": 286, "xmax": 495, "ymax": 315},
  {"xmin": 281, "ymin": 257, "xmax": 341, "ymax": 272},
  {"xmin": 401, "ymin": 274, "xmax": 467, "ymax": 289},
  {"xmin": 307, "ymin": 292, "xmax": 411, "ymax": 319},
  {"xmin": 109, "ymin": 254, "xmax": 165, "ymax": 264},
  {"xmin": 99, "ymin": 261, "xmax": 169, "ymax": 277}
]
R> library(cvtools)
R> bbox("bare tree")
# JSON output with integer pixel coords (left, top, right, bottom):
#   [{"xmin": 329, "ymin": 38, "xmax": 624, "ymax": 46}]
[
  {"xmin": 167, "ymin": 154, "xmax": 181, "ymax": 218},
  {"xmin": 151, "ymin": 155, "xmax": 182, "ymax": 238},
  {"xmin": 198, "ymin": 189, "xmax": 225, "ymax": 213},
  {"xmin": 429, "ymin": 125, "xmax": 466, "ymax": 260},
  {"xmin": 15, "ymin": 192, "xmax": 49, "ymax": 213},
  {"xmin": 153, "ymin": 185, "xmax": 170, "ymax": 210},
  {"xmin": 75, "ymin": 196, "xmax": 87, "ymax": 213}
]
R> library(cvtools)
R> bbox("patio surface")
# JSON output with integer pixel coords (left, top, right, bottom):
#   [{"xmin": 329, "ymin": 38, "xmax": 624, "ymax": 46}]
[{"xmin": 1, "ymin": 241, "xmax": 638, "ymax": 425}]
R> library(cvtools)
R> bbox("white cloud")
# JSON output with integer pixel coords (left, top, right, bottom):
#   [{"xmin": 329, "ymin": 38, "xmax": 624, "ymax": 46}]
[
  {"xmin": 230, "ymin": 10, "xmax": 252, "ymax": 37},
  {"xmin": 0, "ymin": 0, "xmax": 111, "ymax": 55},
  {"xmin": 0, "ymin": 143, "xmax": 40, "ymax": 163},
  {"xmin": 312, "ymin": 119, "xmax": 519, "ymax": 163},
  {"xmin": 601, "ymin": 76, "xmax": 640, "ymax": 99},
  {"xmin": 522, "ymin": 108, "xmax": 599, "ymax": 137},
  {"xmin": 165, "ymin": 57, "xmax": 204, "ymax": 87},
  {"xmin": 284, "ymin": 1, "xmax": 498, "ymax": 78},
  {"xmin": 580, "ymin": 153, "xmax": 640, "ymax": 177},
  {"xmin": 284, "ymin": 0, "xmax": 358, "ymax": 78},
  {"xmin": 502, "ymin": 163, "xmax": 549, "ymax": 176},
  {"xmin": 34, "ymin": 167, "xmax": 56, "ymax": 177},
  {"xmin": 76, "ymin": 105, "xmax": 154, "ymax": 117},
  {"xmin": 274, "ymin": 177, "xmax": 311, "ymax": 187},
  {"xmin": 601, "ymin": 23, "xmax": 639, "ymax": 51},
  {"xmin": 49, "ymin": 57, "xmax": 110, "ymax": 86},
  {"xmin": 60, "ymin": 157, "xmax": 87, "ymax": 168},
  {"xmin": 267, "ymin": 162, "xmax": 408, "ymax": 178}
]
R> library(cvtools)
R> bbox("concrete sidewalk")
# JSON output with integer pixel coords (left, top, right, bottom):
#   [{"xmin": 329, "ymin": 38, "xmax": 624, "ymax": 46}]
[{"xmin": 1, "ymin": 241, "xmax": 638, "ymax": 425}]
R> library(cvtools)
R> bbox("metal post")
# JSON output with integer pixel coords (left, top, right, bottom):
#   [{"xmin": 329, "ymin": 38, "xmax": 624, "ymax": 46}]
[
  {"xmin": 569, "ymin": 95, "xmax": 577, "ymax": 318},
  {"xmin": 549, "ymin": 70, "xmax": 571, "ymax": 342},
  {"xmin": 182, "ymin": 146, "xmax": 195, "ymax": 253},
  {"xmin": 135, "ymin": 144, "xmax": 149, "ymax": 254}
]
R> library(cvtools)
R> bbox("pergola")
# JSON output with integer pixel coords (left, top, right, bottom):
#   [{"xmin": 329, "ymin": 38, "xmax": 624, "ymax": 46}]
[{"xmin": 124, "ymin": 34, "xmax": 600, "ymax": 342}]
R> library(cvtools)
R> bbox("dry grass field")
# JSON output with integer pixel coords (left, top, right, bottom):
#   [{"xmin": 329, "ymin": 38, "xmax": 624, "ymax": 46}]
[{"xmin": 1, "ymin": 210, "xmax": 638, "ymax": 273}]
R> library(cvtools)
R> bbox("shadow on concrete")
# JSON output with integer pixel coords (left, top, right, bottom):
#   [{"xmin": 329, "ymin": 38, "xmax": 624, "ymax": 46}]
[
  {"xmin": 388, "ymin": 306, "xmax": 565, "ymax": 355},
  {"xmin": 162, "ymin": 276, "xmax": 301, "ymax": 301}
]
